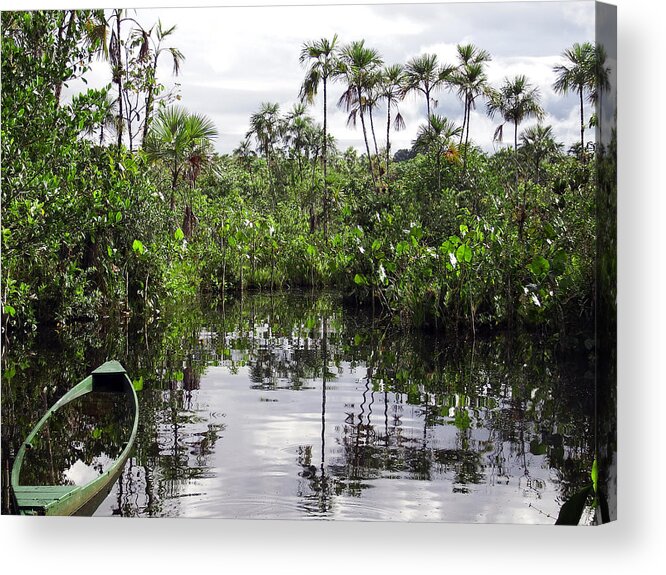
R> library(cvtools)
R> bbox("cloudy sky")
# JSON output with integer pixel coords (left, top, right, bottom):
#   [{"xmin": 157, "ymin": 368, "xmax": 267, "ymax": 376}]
[{"xmin": 36, "ymin": 1, "xmax": 600, "ymax": 155}]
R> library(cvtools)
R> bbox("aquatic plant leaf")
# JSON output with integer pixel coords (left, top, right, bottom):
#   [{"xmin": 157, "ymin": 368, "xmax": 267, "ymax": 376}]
[{"xmin": 133, "ymin": 376, "xmax": 144, "ymax": 391}]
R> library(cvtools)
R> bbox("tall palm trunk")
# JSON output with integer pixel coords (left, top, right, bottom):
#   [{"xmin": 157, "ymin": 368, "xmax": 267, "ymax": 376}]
[
  {"xmin": 357, "ymin": 86, "xmax": 376, "ymax": 188},
  {"xmin": 579, "ymin": 86, "xmax": 585, "ymax": 158},
  {"xmin": 264, "ymin": 139, "xmax": 275, "ymax": 211},
  {"xmin": 598, "ymin": 90, "xmax": 603, "ymax": 148},
  {"xmin": 323, "ymin": 78, "xmax": 328, "ymax": 238},
  {"xmin": 459, "ymin": 94, "xmax": 468, "ymax": 148},
  {"xmin": 369, "ymin": 105, "xmax": 380, "ymax": 159},
  {"xmin": 385, "ymin": 101, "xmax": 392, "ymax": 179},
  {"xmin": 170, "ymin": 161, "xmax": 179, "ymax": 211},
  {"xmin": 115, "ymin": 14, "xmax": 124, "ymax": 151},
  {"xmin": 463, "ymin": 99, "xmax": 472, "ymax": 172},
  {"xmin": 368, "ymin": 105, "xmax": 382, "ymax": 188},
  {"xmin": 514, "ymin": 120, "xmax": 519, "ymax": 153},
  {"xmin": 142, "ymin": 56, "xmax": 159, "ymax": 147}
]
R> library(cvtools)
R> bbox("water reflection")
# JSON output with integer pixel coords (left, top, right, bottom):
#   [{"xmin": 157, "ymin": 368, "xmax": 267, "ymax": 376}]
[
  {"xmin": 2, "ymin": 292, "xmax": 595, "ymax": 522},
  {"xmin": 19, "ymin": 390, "xmax": 135, "ymax": 487}
]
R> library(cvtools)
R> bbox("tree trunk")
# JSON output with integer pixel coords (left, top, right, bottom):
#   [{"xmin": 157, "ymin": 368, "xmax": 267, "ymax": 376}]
[
  {"xmin": 357, "ymin": 86, "xmax": 376, "ymax": 189},
  {"xmin": 579, "ymin": 87, "xmax": 585, "ymax": 160},
  {"xmin": 369, "ymin": 105, "xmax": 380, "ymax": 160},
  {"xmin": 514, "ymin": 121, "xmax": 518, "ymax": 153},
  {"xmin": 115, "ymin": 14, "xmax": 124, "ymax": 151},
  {"xmin": 170, "ymin": 163, "xmax": 179, "ymax": 211},
  {"xmin": 142, "ymin": 56, "xmax": 159, "ymax": 147},
  {"xmin": 459, "ymin": 93, "xmax": 468, "ymax": 148},
  {"xmin": 323, "ymin": 77, "xmax": 328, "ymax": 238},
  {"xmin": 463, "ymin": 99, "xmax": 472, "ymax": 173},
  {"xmin": 385, "ymin": 102, "xmax": 391, "ymax": 181}
]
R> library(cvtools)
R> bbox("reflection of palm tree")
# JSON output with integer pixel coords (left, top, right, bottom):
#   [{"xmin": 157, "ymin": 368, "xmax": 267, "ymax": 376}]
[
  {"xmin": 320, "ymin": 316, "xmax": 327, "ymax": 476},
  {"xmin": 590, "ymin": 44, "xmax": 612, "ymax": 147}
]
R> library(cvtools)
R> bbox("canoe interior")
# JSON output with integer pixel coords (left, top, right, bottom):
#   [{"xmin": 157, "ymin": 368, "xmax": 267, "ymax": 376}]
[{"xmin": 11, "ymin": 360, "xmax": 139, "ymax": 516}]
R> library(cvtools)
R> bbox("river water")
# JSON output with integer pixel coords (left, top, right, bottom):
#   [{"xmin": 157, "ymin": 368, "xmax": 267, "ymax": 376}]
[{"xmin": 1, "ymin": 291, "xmax": 595, "ymax": 522}]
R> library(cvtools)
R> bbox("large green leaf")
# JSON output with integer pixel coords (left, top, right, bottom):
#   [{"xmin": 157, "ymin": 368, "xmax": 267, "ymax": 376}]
[
  {"xmin": 456, "ymin": 244, "xmax": 472, "ymax": 263},
  {"xmin": 132, "ymin": 239, "xmax": 145, "ymax": 254},
  {"xmin": 528, "ymin": 255, "xmax": 550, "ymax": 276}
]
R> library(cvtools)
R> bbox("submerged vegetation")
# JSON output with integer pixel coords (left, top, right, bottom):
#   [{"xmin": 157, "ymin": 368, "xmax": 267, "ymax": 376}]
[{"xmin": 1, "ymin": 9, "xmax": 611, "ymax": 343}]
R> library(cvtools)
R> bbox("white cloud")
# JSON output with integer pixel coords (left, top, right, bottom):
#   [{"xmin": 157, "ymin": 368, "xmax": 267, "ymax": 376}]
[{"xmin": 58, "ymin": 2, "xmax": 597, "ymax": 155}]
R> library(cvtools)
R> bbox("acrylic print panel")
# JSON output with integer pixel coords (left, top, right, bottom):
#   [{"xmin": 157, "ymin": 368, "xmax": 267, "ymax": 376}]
[{"xmin": 1, "ymin": 1, "xmax": 616, "ymax": 523}]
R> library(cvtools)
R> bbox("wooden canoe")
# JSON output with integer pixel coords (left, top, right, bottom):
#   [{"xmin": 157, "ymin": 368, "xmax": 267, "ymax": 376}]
[{"xmin": 10, "ymin": 360, "xmax": 139, "ymax": 516}]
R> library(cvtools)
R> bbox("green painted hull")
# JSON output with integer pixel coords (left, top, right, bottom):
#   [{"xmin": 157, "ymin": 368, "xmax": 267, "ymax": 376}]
[{"xmin": 10, "ymin": 360, "xmax": 139, "ymax": 516}]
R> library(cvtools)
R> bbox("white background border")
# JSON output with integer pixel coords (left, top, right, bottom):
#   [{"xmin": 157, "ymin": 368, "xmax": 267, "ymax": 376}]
[{"xmin": 1, "ymin": 1, "xmax": 662, "ymax": 573}]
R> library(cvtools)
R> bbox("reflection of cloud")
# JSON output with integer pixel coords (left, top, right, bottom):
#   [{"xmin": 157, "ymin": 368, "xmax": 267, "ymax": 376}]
[{"xmin": 64, "ymin": 454, "xmax": 113, "ymax": 486}]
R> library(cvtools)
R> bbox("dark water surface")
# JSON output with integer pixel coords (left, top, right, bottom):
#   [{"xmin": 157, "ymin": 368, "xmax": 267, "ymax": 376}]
[{"xmin": 2, "ymin": 292, "xmax": 595, "ymax": 522}]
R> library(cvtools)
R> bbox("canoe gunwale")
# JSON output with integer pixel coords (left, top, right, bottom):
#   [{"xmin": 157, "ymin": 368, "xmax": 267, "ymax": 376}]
[{"xmin": 10, "ymin": 361, "xmax": 139, "ymax": 516}]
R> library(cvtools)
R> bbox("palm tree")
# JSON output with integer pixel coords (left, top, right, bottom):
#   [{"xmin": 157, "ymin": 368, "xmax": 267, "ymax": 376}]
[
  {"xmin": 247, "ymin": 102, "xmax": 283, "ymax": 209},
  {"xmin": 553, "ymin": 42, "xmax": 595, "ymax": 154},
  {"xmin": 519, "ymin": 124, "xmax": 562, "ymax": 184},
  {"xmin": 449, "ymin": 44, "xmax": 491, "ymax": 171},
  {"xmin": 589, "ymin": 43, "xmax": 612, "ymax": 107},
  {"xmin": 233, "ymin": 137, "xmax": 257, "ymax": 170},
  {"xmin": 403, "ymin": 53, "xmax": 454, "ymax": 119},
  {"xmin": 108, "ymin": 9, "xmax": 126, "ymax": 150},
  {"xmin": 106, "ymin": 9, "xmax": 148, "ymax": 151},
  {"xmin": 284, "ymin": 103, "xmax": 316, "ymax": 181},
  {"xmin": 412, "ymin": 114, "xmax": 462, "ymax": 192},
  {"xmin": 486, "ymin": 75, "xmax": 544, "ymax": 152},
  {"xmin": 144, "ymin": 106, "xmax": 218, "ymax": 235},
  {"xmin": 299, "ymin": 35, "xmax": 339, "ymax": 235},
  {"xmin": 380, "ymin": 64, "xmax": 407, "ymax": 178},
  {"xmin": 342, "ymin": 72, "xmax": 383, "ymax": 160},
  {"xmin": 247, "ymin": 102, "xmax": 282, "ymax": 159},
  {"xmin": 139, "ymin": 20, "xmax": 185, "ymax": 147},
  {"xmin": 337, "ymin": 40, "xmax": 384, "ymax": 187}
]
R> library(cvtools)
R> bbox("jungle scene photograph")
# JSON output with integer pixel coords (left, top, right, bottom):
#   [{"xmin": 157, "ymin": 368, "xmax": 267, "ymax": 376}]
[{"xmin": 1, "ymin": 1, "xmax": 616, "ymax": 523}]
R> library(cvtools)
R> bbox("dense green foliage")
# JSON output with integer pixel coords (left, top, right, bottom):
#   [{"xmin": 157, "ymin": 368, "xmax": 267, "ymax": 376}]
[{"xmin": 2, "ymin": 10, "xmax": 607, "ymax": 341}]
